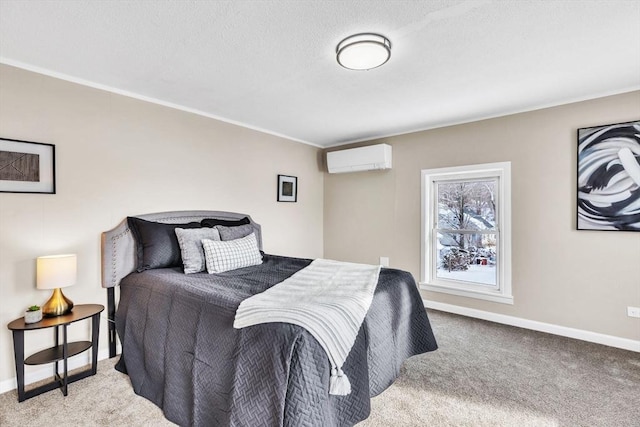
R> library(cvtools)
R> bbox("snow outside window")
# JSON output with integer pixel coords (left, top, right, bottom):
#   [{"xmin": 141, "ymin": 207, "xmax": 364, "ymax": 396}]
[{"xmin": 421, "ymin": 162, "xmax": 513, "ymax": 304}]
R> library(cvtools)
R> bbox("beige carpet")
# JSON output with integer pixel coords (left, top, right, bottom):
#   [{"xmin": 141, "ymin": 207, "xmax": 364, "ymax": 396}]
[{"xmin": 1, "ymin": 310, "xmax": 638, "ymax": 426}]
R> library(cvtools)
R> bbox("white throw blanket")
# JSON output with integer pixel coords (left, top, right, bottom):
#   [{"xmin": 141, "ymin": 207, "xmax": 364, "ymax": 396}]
[{"xmin": 234, "ymin": 258, "xmax": 381, "ymax": 395}]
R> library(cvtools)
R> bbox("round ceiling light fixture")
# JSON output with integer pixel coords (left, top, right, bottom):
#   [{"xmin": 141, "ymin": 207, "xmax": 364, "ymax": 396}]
[{"xmin": 336, "ymin": 33, "xmax": 391, "ymax": 71}]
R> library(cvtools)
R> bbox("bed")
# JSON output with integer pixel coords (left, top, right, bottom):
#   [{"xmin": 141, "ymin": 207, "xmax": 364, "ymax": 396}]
[{"xmin": 101, "ymin": 210, "xmax": 437, "ymax": 426}]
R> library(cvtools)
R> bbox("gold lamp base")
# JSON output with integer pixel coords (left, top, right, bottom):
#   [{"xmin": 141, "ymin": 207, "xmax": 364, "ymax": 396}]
[{"xmin": 42, "ymin": 288, "xmax": 74, "ymax": 317}]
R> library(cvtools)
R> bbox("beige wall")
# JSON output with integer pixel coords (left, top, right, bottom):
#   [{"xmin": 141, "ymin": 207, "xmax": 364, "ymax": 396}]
[
  {"xmin": 0, "ymin": 64, "xmax": 324, "ymax": 386},
  {"xmin": 324, "ymin": 91, "xmax": 640, "ymax": 341}
]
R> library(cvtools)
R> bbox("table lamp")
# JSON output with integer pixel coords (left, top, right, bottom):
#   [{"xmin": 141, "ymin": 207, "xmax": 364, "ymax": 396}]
[{"xmin": 37, "ymin": 254, "xmax": 76, "ymax": 317}]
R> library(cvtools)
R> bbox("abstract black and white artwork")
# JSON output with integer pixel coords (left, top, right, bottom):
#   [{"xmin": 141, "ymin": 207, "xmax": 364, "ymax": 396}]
[
  {"xmin": 577, "ymin": 120, "xmax": 640, "ymax": 231},
  {"xmin": 0, "ymin": 138, "xmax": 56, "ymax": 194}
]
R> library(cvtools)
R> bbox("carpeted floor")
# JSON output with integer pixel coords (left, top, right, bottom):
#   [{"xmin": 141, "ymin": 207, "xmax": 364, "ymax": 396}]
[{"xmin": 1, "ymin": 310, "xmax": 638, "ymax": 426}]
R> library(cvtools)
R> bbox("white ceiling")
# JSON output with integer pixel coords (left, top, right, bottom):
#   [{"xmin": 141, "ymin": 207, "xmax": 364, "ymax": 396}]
[{"xmin": 1, "ymin": 1, "xmax": 639, "ymax": 148}]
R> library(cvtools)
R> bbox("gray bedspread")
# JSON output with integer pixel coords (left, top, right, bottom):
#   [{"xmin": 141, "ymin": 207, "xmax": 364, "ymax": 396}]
[{"xmin": 115, "ymin": 254, "xmax": 437, "ymax": 426}]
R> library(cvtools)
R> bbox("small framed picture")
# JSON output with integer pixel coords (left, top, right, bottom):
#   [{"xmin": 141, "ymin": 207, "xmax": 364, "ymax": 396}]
[
  {"xmin": 0, "ymin": 138, "xmax": 56, "ymax": 194},
  {"xmin": 277, "ymin": 174, "xmax": 297, "ymax": 202}
]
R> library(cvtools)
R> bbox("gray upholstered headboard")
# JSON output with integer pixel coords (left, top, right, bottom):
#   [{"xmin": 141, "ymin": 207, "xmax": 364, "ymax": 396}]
[{"xmin": 100, "ymin": 210, "xmax": 262, "ymax": 288}]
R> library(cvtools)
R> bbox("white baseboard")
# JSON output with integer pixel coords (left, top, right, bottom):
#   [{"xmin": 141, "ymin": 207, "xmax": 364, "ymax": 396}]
[
  {"xmin": 0, "ymin": 345, "xmax": 121, "ymax": 395},
  {"xmin": 424, "ymin": 300, "xmax": 640, "ymax": 353}
]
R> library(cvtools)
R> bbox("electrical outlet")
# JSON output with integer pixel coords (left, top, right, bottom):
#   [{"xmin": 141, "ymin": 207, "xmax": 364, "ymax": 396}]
[
  {"xmin": 379, "ymin": 257, "xmax": 389, "ymax": 267},
  {"xmin": 628, "ymin": 306, "xmax": 640, "ymax": 318}
]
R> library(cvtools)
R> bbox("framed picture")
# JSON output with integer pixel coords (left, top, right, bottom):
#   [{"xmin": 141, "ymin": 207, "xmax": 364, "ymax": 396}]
[
  {"xmin": 577, "ymin": 120, "xmax": 639, "ymax": 231},
  {"xmin": 277, "ymin": 174, "xmax": 297, "ymax": 202},
  {"xmin": 0, "ymin": 138, "xmax": 56, "ymax": 194}
]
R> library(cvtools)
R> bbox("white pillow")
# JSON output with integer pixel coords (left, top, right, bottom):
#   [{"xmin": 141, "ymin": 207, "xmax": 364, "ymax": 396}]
[
  {"xmin": 175, "ymin": 227, "xmax": 221, "ymax": 274},
  {"xmin": 202, "ymin": 232, "xmax": 262, "ymax": 273}
]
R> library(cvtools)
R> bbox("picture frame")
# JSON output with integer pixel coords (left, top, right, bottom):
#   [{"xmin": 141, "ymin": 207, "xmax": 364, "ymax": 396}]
[
  {"xmin": 0, "ymin": 138, "xmax": 56, "ymax": 194},
  {"xmin": 277, "ymin": 174, "xmax": 297, "ymax": 202},
  {"xmin": 577, "ymin": 120, "xmax": 639, "ymax": 231}
]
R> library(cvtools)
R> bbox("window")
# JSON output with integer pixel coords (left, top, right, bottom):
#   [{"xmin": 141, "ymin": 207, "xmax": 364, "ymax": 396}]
[{"xmin": 421, "ymin": 162, "xmax": 512, "ymax": 304}]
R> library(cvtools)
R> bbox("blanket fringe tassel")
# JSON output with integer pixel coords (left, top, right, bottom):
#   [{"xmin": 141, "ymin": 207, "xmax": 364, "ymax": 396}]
[{"xmin": 330, "ymin": 368, "xmax": 351, "ymax": 395}]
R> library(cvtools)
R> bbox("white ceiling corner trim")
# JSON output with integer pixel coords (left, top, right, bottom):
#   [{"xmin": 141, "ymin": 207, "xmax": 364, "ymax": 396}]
[
  {"xmin": 0, "ymin": 57, "xmax": 322, "ymax": 149},
  {"xmin": 323, "ymin": 84, "xmax": 640, "ymax": 149}
]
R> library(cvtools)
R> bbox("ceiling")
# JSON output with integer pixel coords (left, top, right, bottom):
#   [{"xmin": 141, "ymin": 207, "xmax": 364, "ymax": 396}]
[{"xmin": 1, "ymin": 1, "xmax": 639, "ymax": 148}]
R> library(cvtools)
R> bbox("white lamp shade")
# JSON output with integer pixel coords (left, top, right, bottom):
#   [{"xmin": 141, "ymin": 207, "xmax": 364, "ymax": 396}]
[{"xmin": 36, "ymin": 254, "xmax": 77, "ymax": 290}]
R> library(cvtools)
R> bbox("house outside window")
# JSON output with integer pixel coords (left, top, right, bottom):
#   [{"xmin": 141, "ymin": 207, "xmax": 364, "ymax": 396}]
[{"xmin": 421, "ymin": 162, "xmax": 513, "ymax": 304}]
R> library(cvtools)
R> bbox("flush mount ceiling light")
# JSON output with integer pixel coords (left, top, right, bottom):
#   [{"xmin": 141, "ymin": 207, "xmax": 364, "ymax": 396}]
[{"xmin": 336, "ymin": 33, "xmax": 391, "ymax": 71}]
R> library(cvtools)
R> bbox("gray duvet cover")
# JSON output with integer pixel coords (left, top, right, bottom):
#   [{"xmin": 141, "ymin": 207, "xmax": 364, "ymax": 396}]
[{"xmin": 115, "ymin": 254, "xmax": 437, "ymax": 426}]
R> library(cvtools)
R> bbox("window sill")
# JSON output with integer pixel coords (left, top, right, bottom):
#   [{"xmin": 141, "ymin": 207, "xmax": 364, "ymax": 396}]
[{"xmin": 420, "ymin": 282, "xmax": 514, "ymax": 305}]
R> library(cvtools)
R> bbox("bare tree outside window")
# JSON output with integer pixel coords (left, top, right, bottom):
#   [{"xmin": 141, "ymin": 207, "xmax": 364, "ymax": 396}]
[{"xmin": 435, "ymin": 179, "xmax": 498, "ymax": 286}]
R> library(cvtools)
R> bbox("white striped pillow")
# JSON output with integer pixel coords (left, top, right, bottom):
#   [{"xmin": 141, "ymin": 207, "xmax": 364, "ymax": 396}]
[{"xmin": 202, "ymin": 232, "xmax": 262, "ymax": 273}]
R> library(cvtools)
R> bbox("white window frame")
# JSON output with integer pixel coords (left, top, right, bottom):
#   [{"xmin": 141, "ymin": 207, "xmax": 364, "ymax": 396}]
[{"xmin": 421, "ymin": 162, "xmax": 513, "ymax": 304}]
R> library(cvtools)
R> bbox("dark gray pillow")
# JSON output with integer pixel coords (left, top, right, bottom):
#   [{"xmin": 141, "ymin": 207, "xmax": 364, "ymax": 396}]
[
  {"xmin": 127, "ymin": 217, "xmax": 200, "ymax": 272},
  {"xmin": 216, "ymin": 224, "xmax": 255, "ymax": 241},
  {"xmin": 201, "ymin": 217, "xmax": 250, "ymax": 228}
]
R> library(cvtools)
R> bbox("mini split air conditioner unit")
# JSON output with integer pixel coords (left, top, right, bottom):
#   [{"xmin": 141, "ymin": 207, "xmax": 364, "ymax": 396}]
[{"xmin": 326, "ymin": 144, "xmax": 392, "ymax": 174}]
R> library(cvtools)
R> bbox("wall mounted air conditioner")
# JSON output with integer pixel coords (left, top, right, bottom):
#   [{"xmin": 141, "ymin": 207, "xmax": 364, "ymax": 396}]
[{"xmin": 326, "ymin": 144, "xmax": 392, "ymax": 174}]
